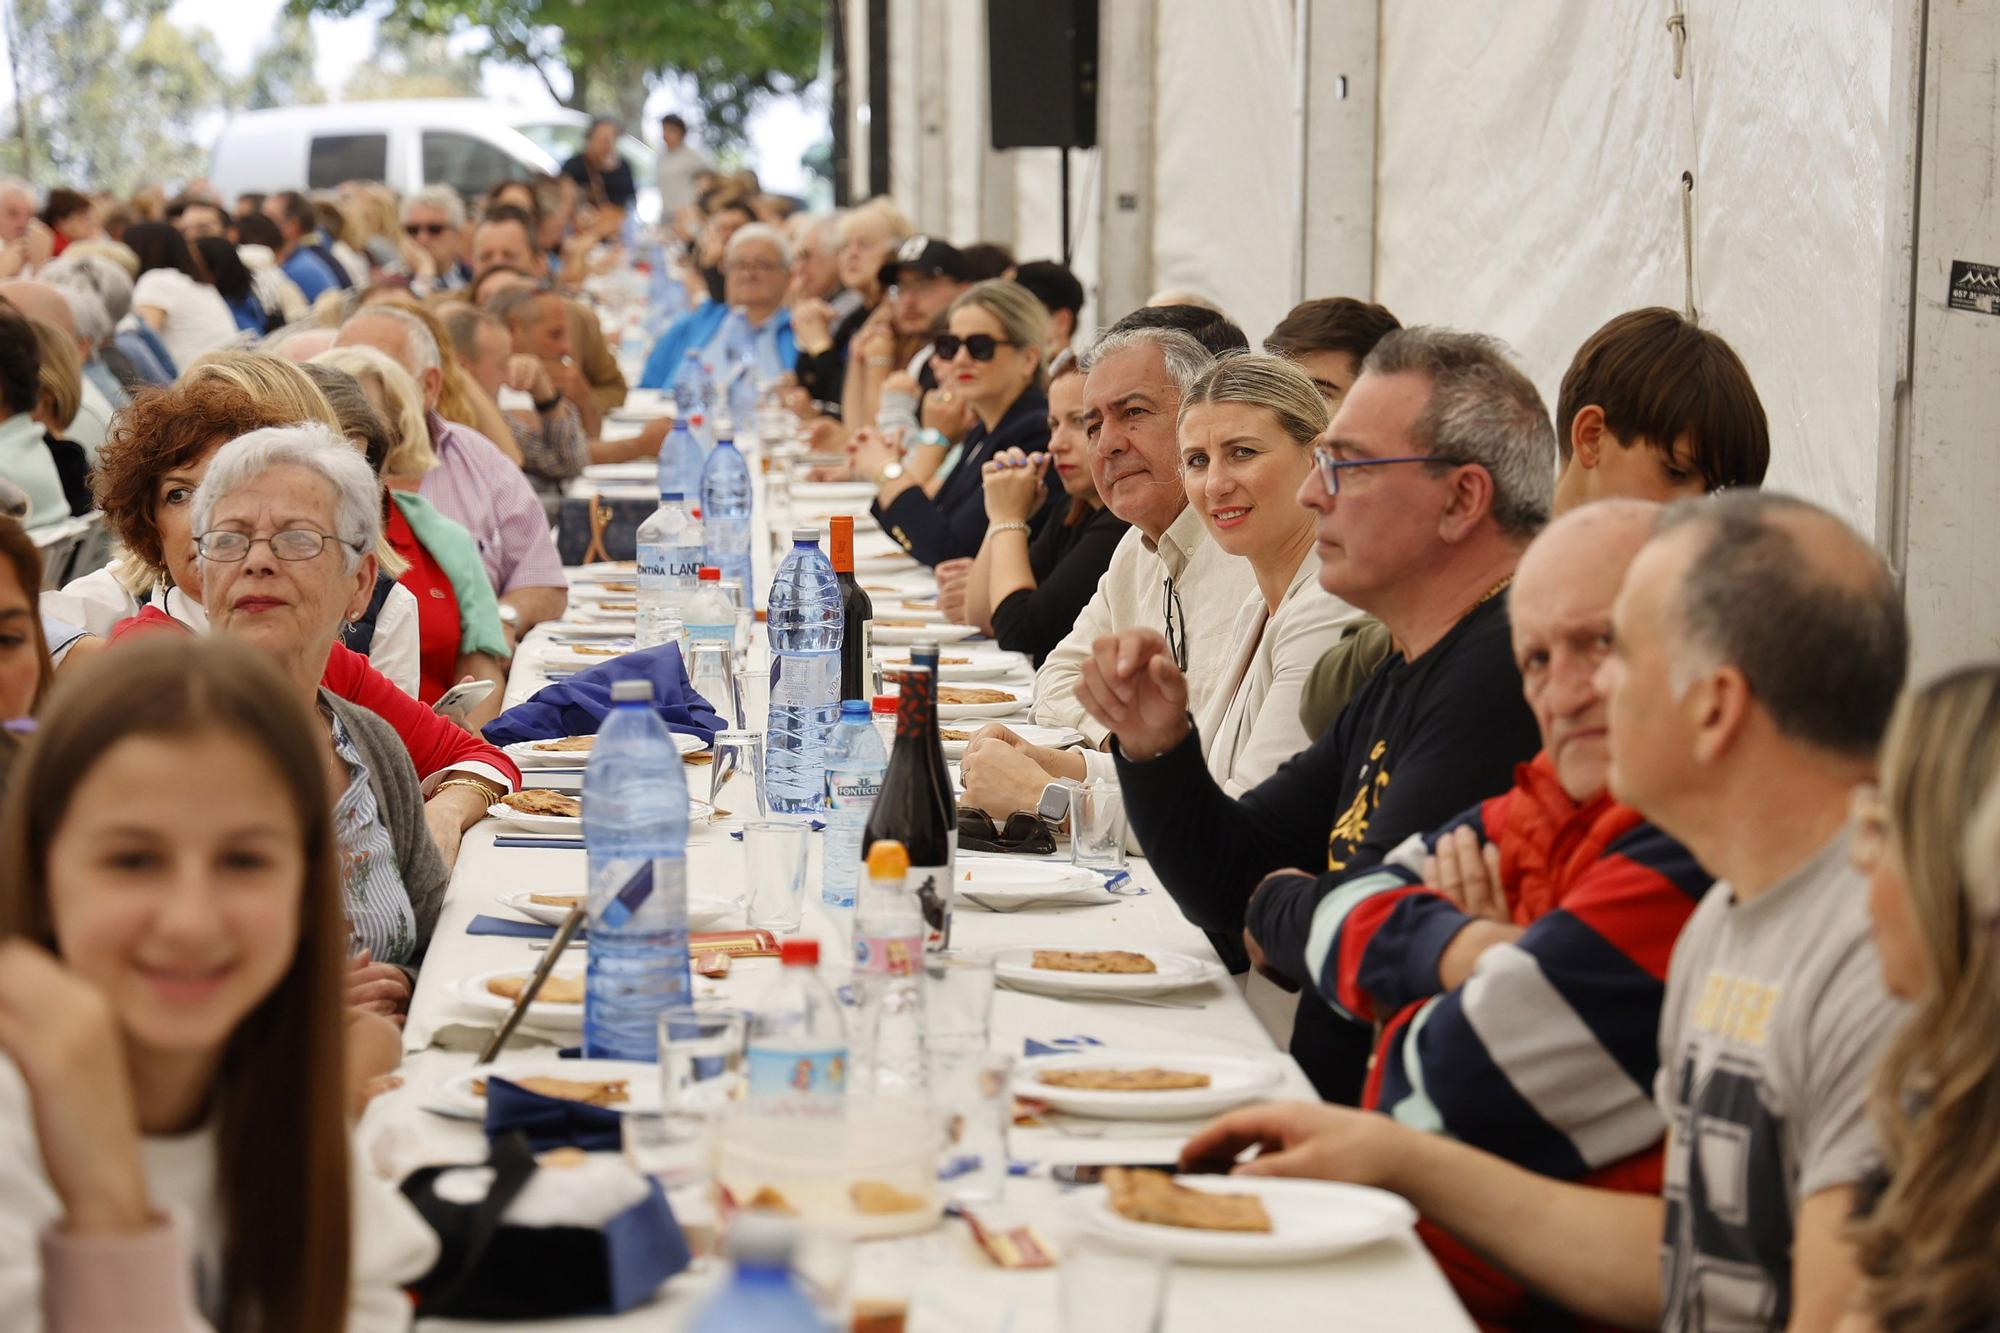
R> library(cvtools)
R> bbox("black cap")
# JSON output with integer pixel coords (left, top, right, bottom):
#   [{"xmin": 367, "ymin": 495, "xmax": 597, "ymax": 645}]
[
  {"xmin": 1012, "ymin": 259, "xmax": 1084, "ymax": 317},
  {"xmin": 879, "ymin": 234, "xmax": 971, "ymax": 287}
]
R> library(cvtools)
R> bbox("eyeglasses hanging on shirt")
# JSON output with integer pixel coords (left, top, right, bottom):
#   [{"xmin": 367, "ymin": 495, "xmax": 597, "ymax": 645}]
[{"xmin": 1161, "ymin": 577, "xmax": 1189, "ymax": 673}]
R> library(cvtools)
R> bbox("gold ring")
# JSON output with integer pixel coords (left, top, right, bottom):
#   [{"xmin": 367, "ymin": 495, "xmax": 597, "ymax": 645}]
[{"xmin": 937, "ymin": 391, "xmax": 955, "ymax": 404}]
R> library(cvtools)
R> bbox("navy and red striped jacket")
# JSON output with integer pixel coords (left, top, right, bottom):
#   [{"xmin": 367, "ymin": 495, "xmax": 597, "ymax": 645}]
[{"xmin": 1300, "ymin": 751, "xmax": 1711, "ymax": 1328}]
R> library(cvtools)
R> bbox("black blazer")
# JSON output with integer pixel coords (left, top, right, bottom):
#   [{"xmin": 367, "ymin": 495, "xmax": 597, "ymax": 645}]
[{"xmin": 872, "ymin": 386, "xmax": 1055, "ymax": 567}]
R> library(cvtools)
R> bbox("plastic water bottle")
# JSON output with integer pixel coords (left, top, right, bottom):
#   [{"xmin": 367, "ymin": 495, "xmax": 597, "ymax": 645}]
[
  {"xmin": 699, "ymin": 433, "xmax": 754, "ymax": 600},
  {"xmin": 719, "ymin": 306, "xmax": 759, "ymax": 430},
  {"xmin": 821, "ymin": 701, "xmax": 887, "ymax": 907},
  {"xmin": 582, "ymin": 679, "xmax": 692, "ymax": 1060},
  {"xmin": 636, "ymin": 493, "xmax": 703, "ymax": 647},
  {"xmin": 765, "ymin": 530, "xmax": 843, "ymax": 814},
  {"xmin": 746, "ymin": 939, "xmax": 848, "ymax": 1098},
  {"xmin": 655, "ymin": 415, "xmax": 706, "ymax": 501},
  {"xmin": 671, "ymin": 352, "xmax": 713, "ymax": 440},
  {"xmin": 852, "ymin": 840, "xmax": 927, "ymax": 1097},
  {"xmin": 683, "ymin": 566, "xmax": 736, "ymax": 650},
  {"xmin": 686, "ymin": 1213, "xmax": 821, "ymax": 1332}
]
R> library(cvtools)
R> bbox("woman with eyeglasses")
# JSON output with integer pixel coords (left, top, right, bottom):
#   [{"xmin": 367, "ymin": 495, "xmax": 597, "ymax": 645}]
[
  {"xmin": 1843, "ymin": 665, "xmax": 2000, "ymax": 1333},
  {"xmin": 854, "ymin": 279, "xmax": 1057, "ymax": 567},
  {"xmin": 947, "ymin": 348, "xmax": 1128, "ymax": 667}
]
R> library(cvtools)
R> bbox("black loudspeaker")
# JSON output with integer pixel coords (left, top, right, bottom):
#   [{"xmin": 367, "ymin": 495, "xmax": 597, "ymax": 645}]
[{"xmin": 987, "ymin": 0, "xmax": 1098, "ymax": 150}]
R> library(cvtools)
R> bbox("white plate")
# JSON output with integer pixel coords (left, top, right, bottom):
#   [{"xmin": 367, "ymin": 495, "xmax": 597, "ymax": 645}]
[
  {"xmin": 573, "ymin": 561, "xmax": 638, "ymax": 579},
  {"xmin": 568, "ymin": 580, "xmax": 642, "ymax": 601},
  {"xmin": 987, "ymin": 945, "xmax": 1226, "ymax": 998},
  {"xmin": 1016, "ymin": 1051, "xmax": 1283, "ymax": 1121},
  {"xmin": 487, "ymin": 795, "xmax": 713, "ymax": 834},
  {"xmin": 954, "ymin": 861, "xmax": 1113, "ymax": 910},
  {"xmin": 935, "ymin": 722, "xmax": 1074, "ymax": 760},
  {"xmin": 503, "ymin": 734, "xmax": 706, "ymax": 768},
  {"xmin": 791, "ymin": 480, "xmax": 880, "ymax": 501},
  {"xmin": 497, "ymin": 889, "xmax": 739, "ymax": 928},
  {"xmin": 452, "ymin": 967, "xmax": 587, "ymax": 1029},
  {"xmin": 872, "ymin": 622, "xmax": 981, "ymax": 645},
  {"xmin": 877, "ymin": 654, "xmax": 1022, "ymax": 682},
  {"xmin": 566, "ymin": 604, "xmax": 639, "ymax": 625},
  {"xmin": 1078, "ymin": 1175, "xmax": 1416, "ymax": 1265},
  {"xmin": 542, "ymin": 646, "xmax": 634, "ymax": 671},
  {"xmin": 430, "ymin": 1058, "xmax": 662, "ymax": 1121},
  {"xmin": 545, "ymin": 625, "xmax": 637, "ymax": 643},
  {"xmin": 937, "ymin": 695, "xmax": 1028, "ymax": 720},
  {"xmin": 582, "ymin": 462, "xmax": 659, "ymax": 484}
]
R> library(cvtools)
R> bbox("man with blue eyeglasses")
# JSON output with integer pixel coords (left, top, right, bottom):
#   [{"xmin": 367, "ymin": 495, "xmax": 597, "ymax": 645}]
[{"xmin": 1084, "ymin": 327, "xmax": 1551, "ymax": 1103}]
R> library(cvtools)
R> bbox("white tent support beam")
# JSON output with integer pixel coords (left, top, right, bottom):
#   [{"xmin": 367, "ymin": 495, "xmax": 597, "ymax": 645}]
[
  {"xmin": 1882, "ymin": 0, "xmax": 2000, "ymax": 678},
  {"xmin": 1298, "ymin": 0, "xmax": 1378, "ymax": 303},
  {"xmin": 1095, "ymin": 0, "xmax": 1158, "ymax": 321}
]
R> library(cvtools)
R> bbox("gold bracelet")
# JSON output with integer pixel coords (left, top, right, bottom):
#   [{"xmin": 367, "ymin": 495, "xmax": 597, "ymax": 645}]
[{"xmin": 433, "ymin": 777, "xmax": 499, "ymax": 803}]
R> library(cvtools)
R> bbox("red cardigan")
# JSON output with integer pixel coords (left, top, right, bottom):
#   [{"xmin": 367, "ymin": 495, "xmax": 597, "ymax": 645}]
[{"xmin": 108, "ymin": 607, "xmax": 520, "ymax": 789}]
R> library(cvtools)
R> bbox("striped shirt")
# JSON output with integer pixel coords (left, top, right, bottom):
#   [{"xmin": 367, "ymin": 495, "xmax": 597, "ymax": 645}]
[
  {"xmin": 326, "ymin": 703, "xmax": 419, "ymax": 966},
  {"xmin": 419, "ymin": 411, "xmax": 567, "ymax": 596}
]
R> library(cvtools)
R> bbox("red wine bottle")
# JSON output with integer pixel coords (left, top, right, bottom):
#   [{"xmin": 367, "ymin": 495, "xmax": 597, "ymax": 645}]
[
  {"xmin": 862, "ymin": 665, "xmax": 957, "ymax": 950},
  {"xmin": 829, "ymin": 515, "xmax": 874, "ymax": 703}
]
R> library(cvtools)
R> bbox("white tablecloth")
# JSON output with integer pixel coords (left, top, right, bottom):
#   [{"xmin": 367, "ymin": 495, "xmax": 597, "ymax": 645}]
[{"xmin": 360, "ymin": 408, "xmax": 1473, "ymax": 1330}]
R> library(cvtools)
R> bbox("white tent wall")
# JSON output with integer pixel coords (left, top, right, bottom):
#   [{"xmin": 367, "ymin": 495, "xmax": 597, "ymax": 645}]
[{"xmin": 1374, "ymin": 0, "xmax": 1894, "ymax": 536}]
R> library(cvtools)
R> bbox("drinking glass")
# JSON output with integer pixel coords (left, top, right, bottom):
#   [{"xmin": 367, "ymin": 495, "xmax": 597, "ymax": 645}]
[
  {"xmin": 744, "ymin": 820, "xmax": 812, "ymax": 932},
  {"xmin": 1071, "ymin": 779, "xmax": 1129, "ymax": 870},
  {"xmin": 707, "ymin": 730, "xmax": 767, "ymax": 835},
  {"xmin": 633, "ymin": 1005, "xmax": 747, "ymax": 1187},
  {"xmin": 1059, "ymin": 1239, "xmax": 1167, "ymax": 1333},
  {"xmin": 929, "ymin": 1049, "xmax": 1012, "ymax": 1205},
  {"xmin": 923, "ymin": 951, "xmax": 996, "ymax": 1060},
  {"xmin": 687, "ymin": 641, "xmax": 741, "ymax": 725},
  {"xmin": 734, "ymin": 666, "xmax": 771, "ymax": 731}
]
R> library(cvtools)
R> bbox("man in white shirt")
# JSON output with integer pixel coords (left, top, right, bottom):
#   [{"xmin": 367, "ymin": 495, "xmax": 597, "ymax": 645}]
[
  {"xmin": 960, "ymin": 323, "xmax": 1255, "ymax": 806},
  {"xmin": 655, "ymin": 114, "xmax": 712, "ymax": 221}
]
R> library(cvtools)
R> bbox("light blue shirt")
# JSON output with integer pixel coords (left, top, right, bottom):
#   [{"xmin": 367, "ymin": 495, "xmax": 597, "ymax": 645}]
[{"xmin": 0, "ymin": 414, "xmax": 68, "ymax": 530}]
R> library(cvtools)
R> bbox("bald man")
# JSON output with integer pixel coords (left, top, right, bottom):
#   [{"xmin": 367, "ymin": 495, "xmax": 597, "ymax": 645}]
[
  {"xmin": 1183, "ymin": 492, "xmax": 1908, "ymax": 1332},
  {"xmin": 0, "ymin": 279, "xmax": 114, "ymax": 457}
]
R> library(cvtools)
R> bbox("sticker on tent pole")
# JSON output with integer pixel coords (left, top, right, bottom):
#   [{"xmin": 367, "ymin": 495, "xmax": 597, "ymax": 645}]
[{"xmin": 1948, "ymin": 261, "xmax": 2000, "ymax": 316}]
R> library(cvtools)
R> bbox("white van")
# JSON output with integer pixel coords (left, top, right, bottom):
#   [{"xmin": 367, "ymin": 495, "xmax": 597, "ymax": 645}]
[{"xmin": 208, "ymin": 99, "xmax": 660, "ymax": 221}]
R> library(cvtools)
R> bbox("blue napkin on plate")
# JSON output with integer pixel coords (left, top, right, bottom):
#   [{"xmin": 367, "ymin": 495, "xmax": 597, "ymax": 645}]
[
  {"xmin": 1022, "ymin": 1034, "xmax": 1104, "ymax": 1058},
  {"xmin": 484, "ymin": 642, "xmax": 724, "ymax": 747},
  {"xmin": 483, "ymin": 1076, "xmax": 623, "ymax": 1152},
  {"xmin": 468, "ymin": 914, "xmax": 586, "ymax": 941}
]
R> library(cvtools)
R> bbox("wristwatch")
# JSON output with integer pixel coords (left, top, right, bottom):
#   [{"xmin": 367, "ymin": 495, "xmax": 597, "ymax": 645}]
[
  {"xmin": 877, "ymin": 460, "xmax": 906, "ymax": 484},
  {"xmin": 1036, "ymin": 780, "xmax": 1074, "ymax": 823}
]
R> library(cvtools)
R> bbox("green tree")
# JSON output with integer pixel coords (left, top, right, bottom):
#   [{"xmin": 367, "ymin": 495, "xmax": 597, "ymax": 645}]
[
  {"xmin": 282, "ymin": 0, "xmax": 822, "ymax": 150},
  {"xmin": 3, "ymin": 0, "xmax": 228, "ymax": 191},
  {"xmin": 241, "ymin": 15, "xmax": 326, "ymax": 111},
  {"xmin": 340, "ymin": 21, "xmax": 484, "ymax": 101}
]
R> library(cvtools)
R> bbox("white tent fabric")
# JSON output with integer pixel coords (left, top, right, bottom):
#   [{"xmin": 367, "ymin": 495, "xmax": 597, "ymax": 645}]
[{"xmin": 1373, "ymin": 0, "xmax": 1893, "ymax": 533}]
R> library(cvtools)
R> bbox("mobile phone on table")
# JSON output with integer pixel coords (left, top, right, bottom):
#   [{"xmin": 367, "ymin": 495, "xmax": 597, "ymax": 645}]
[
  {"xmin": 432, "ymin": 678, "xmax": 497, "ymax": 725},
  {"xmin": 1049, "ymin": 1162, "xmax": 1179, "ymax": 1186}
]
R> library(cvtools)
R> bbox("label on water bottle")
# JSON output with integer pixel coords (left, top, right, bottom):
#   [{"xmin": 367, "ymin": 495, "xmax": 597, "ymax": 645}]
[
  {"xmin": 769, "ymin": 653, "xmax": 840, "ymax": 708},
  {"xmin": 636, "ymin": 541, "xmax": 667, "ymax": 586},
  {"xmin": 746, "ymin": 1044, "xmax": 847, "ymax": 1097},
  {"xmin": 853, "ymin": 932, "xmax": 923, "ymax": 977}
]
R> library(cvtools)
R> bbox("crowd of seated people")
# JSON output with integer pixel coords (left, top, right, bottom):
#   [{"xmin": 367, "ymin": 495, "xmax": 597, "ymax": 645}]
[{"xmin": 0, "ymin": 127, "xmax": 1993, "ymax": 1333}]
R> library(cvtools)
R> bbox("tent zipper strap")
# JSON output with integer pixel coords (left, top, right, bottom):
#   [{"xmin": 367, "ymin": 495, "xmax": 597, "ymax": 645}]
[
  {"xmin": 1680, "ymin": 171, "xmax": 1697, "ymax": 319},
  {"xmin": 1667, "ymin": 8, "xmax": 1687, "ymax": 79}
]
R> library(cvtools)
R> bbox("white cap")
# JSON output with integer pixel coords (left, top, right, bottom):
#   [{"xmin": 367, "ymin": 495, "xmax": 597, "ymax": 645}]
[{"xmin": 610, "ymin": 680, "xmax": 652, "ymax": 703}]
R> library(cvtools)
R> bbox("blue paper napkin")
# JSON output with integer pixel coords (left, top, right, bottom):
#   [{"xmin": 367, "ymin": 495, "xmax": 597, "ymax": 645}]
[
  {"xmin": 483, "ymin": 1076, "xmax": 623, "ymax": 1151},
  {"xmin": 467, "ymin": 914, "xmax": 586, "ymax": 941},
  {"xmin": 1022, "ymin": 1034, "xmax": 1104, "ymax": 1058}
]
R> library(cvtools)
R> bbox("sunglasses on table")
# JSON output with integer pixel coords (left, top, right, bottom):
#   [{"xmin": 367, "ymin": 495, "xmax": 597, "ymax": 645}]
[
  {"xmin": 404, "ymin": 222, "xmax": 450, "ymax": 236},
  {"xmin": 1310, "ymin": 446, "xmax": 1464, "ymax": 494},
  {"xmin": 196, "ymin": 528, "xmax": 363, "ymax": 562},
  {"xmin": 933, "ymin": 333, "xmax": 1018, "ymax": 362}
]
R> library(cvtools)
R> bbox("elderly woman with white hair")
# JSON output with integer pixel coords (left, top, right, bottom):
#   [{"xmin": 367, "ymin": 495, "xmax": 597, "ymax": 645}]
[
  {"xmin": 188, "ymin": 422, "xmax": 451, "ymax": 1013},
  {"xmin": 636, "ymin": 222, "xmax": 799, "ymax": 390}
]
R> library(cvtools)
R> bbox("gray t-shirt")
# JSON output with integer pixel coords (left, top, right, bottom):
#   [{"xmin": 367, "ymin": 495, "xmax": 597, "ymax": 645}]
[
  {"xmin": 1654, "ymin": 830, "xmax": 1901, "ymax": 1331},
  {"xmin": 655, "ymin": 143, "xmax": 712, "ymax": 218}
]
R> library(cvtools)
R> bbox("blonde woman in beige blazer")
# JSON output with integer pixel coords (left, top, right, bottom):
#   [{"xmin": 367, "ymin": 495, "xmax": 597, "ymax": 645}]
[{"xmin": 1175, "ymin": 353, "xmax": 1362, "ymax": 797}]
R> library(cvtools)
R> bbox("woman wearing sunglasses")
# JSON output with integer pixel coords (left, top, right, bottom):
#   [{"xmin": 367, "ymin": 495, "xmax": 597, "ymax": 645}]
[
  {"xmin": 1845, "ymin": 665, "xmax": 2000, "ymax": 1333},
  {"xmin": 857, "ymin": 279, "xmax": 1058, "ymax": 567}
]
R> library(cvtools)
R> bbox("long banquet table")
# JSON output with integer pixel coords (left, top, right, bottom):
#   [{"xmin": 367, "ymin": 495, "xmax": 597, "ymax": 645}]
[{"xmin": 358, "ymin": 388, "xmax": 1475, "ymax": 1330}]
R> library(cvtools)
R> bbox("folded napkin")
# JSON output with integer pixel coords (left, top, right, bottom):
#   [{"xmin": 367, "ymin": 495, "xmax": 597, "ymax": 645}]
[
  {"xmin": 484, "ymin": 642, "xmax": 724, "ymax": 748},
  {"xmin": 1022, "ymin": 1035, "xmax": 1105, "ymax": 1058},
  {"xmin": 483, "ymin": 1077, "xmax": 623, "ymax": 1152},
  {"xmin": 468, "ymin": 914, "xmax": 587, "ymax": 941}
]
